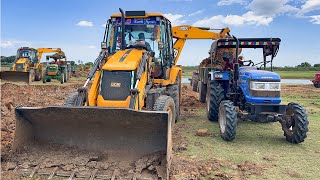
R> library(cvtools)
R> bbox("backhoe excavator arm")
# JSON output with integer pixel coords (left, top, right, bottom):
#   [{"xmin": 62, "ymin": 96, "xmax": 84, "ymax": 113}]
[
  {"xmin": 172, "ymin": 25, "xmax": 231, "ymax": 65},
  {"xmin": 36, "ymin": 48, "xmax": 63, "ymax": 63}
]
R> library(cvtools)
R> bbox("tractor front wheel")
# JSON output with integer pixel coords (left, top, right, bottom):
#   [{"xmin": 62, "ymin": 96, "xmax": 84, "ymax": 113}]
[
  {"xmin": 218, "ymin": 100, "xmax": 237, "ymax": 141},
  {"xmin": 206, "ymin": 81, "xmax": 224, "ymax": 121},
  {"xmin": 283, "ymin": 103, "xmax": 309, "ymax": 144}
]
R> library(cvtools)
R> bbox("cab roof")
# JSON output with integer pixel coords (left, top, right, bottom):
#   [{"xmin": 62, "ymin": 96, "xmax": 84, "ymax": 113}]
[{"xmin": 111, "ymin": 12, "xmax": 167, "ymax": 19}]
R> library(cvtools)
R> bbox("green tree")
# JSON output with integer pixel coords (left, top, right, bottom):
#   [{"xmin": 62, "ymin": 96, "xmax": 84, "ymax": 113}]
[{"xmin": 85, "ymin": 62, "xmax": 94, "ymax": 66}]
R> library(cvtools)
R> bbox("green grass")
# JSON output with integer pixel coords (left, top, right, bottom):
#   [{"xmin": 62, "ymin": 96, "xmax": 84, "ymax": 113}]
[
  {"xmin": 276, "ymin": 71, "xmax": 316, "ymax": 79},
  {"xmin": 176, "ymin": 87, "xmax": 320, "ymax": 179}
]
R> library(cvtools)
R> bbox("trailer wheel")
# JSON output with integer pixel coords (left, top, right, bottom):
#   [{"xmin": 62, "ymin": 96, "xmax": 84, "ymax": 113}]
[
  {"xmin": 153, "ymin": 95, "xmax": 176, "ymax": 129},
  {"xmin": 192, "ymin": 80, "xmax": 198, "ymax": 92},
  {"xmin": 283, "ymin": 103, "xmax": 309, "ymax": 144},
  {"xmin": 60, "ymin": 73, "xmax": 64, "ymax": 84},
  {"xmin": 314, "ymin": 83, "xmax": 320, "ymax": 88},
  {"xmin": 42, "ymin": 76, "xmax": 46, "ymax": 83},
  {"xmin": 206, "ymin": 81, "xmax": 224, "ymax": 121},
  {"xmin": 198, "ymin": 81, "xmax": 206, "ymax": 103},
  {"xmin": 219, "ymin": 100, "xmax": 237, "ymax": 141}
]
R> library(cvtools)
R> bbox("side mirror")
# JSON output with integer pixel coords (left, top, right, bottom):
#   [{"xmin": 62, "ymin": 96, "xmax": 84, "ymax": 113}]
[
  {"xmin": 158, "ymin": 41, "xmax": 164, "ymax": 50},
  {"xmin": 101, "ymin": 42, "xmax": 107, "ymax": 49}
]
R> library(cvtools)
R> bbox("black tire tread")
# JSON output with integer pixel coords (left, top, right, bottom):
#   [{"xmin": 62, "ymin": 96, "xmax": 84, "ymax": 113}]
[
  {"xmin": 207, "ymin": 81, "xmax": 224, "ymax": 121},
  {"xmin": 64, "ymin": 92, "xmax": 79, "ymax": 106},
  {"xmin": 153, "ymin": 95, "xmax": 176, "ymax": 128},
  {"xmin": 220, "ymin": 100, "xmax": 237, "ymax": 141},
  {"xmin": 285, "ymin": 103, "xmax": 308, "ymax": 144}
]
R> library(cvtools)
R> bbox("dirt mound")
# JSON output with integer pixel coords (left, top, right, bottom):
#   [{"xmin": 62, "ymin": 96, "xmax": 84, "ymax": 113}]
[{"xmin": 1, "ymin": 83, "xmax": 81, "ymax": 155}]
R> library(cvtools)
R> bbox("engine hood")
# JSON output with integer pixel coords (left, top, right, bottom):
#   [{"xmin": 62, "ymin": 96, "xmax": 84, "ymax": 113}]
[
  {"xmin": 240, "ymin": 67, "xmax": 280, "ymax": 81},
  {"xmin": 103, "ymin": 48, "xmax": 146, "ymax": 71}
]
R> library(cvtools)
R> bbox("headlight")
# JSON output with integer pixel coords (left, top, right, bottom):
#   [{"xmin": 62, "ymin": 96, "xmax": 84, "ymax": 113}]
[
  {"xmin": 269, "ymin": 83, "xmax": 281, "ymax": 90},
  {"xmin": 251, "ymin": 82, "xmax": 266, "ymax": 90},
  {"xmin": 250, "ymin": 81, "xmax": 280, "ymax": 91}
]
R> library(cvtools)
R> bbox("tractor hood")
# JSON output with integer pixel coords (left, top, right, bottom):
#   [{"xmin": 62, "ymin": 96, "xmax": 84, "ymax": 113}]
[
  {"xmin": 240, "ymin": 67, "xmax": 280, "ymax": 81},
  {"xmin": 103, "ymin": 49, "xmax": 146, "ymax": 71}
]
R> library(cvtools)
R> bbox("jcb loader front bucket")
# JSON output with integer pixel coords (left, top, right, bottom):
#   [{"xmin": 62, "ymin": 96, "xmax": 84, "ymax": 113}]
[
  {"xmin": 13, "ymin": 106, "xmax": 172, "ymax": 179},
  {"xmin": 0, "ymin": 71, "xmax": 31, "ymax": 84}
]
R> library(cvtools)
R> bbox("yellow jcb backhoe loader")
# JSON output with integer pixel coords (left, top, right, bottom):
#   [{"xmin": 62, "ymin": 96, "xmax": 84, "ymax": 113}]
[
  {"xmin": 0, "ymin": 47, "xmax": 63, "ymax": 83},
  {"xmin": 12, "ymin": 9, "xmax": 230, "ymax": 179}
]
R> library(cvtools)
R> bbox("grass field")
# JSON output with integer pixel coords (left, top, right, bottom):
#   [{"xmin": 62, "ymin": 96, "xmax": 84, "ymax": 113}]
[
  {"xmin": 182, "ymin": 67, "xmax": 317, "ymax": 79},
  {"xmin": 175, "ymin": 85, "xmax": 320, "ymax": 179}
]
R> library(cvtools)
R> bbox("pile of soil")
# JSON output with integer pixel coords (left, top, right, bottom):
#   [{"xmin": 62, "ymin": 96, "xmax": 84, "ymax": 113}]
[{"xmin": 1, "ymin": 83, "xmax": 81, "ymax": 155}]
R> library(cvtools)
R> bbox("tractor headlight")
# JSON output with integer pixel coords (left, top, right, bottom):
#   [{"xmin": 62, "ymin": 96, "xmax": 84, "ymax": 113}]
[
  {"xmin": 269, "ymin": 83, "xmax": 281, "ymax": 90},
  {"xmin": 250, "ymin": 81, "xmax": 281, "ymax": 91},
  {"xmin": 251, "ymin": 82, "xmax": 266, "ymax": 90}
]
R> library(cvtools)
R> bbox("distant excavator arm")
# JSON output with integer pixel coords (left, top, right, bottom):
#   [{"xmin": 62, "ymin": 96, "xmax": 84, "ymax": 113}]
[
  {"xmin": 36, "ymin": 48, "xmax": 63, "ymax": 62},
  {"xmin": 172, "ymin": 25, "xmax": 231, "ymax": 65}
]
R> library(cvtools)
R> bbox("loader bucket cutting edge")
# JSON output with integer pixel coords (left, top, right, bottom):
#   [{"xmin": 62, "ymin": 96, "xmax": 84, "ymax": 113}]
[
  {"xmin": 0, "ymin": 71, "xmax": 31, "ymax": 84},
  {"xmin": 13, "ymin": 106, "xmax": 171, "ymax": 178}
]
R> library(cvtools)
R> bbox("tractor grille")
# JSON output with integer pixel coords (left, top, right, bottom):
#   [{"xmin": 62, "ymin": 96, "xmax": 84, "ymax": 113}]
[
  {"xmin": 100, "ymin": 71, "xmax": 132, "ymax": 101},
  {"xmin": 250, "ymin": 90, "xmax": 280, "ymax": 97},
  {"xmin": 16, "ymin": 64, "xmax": 24, "ymax": 71}
]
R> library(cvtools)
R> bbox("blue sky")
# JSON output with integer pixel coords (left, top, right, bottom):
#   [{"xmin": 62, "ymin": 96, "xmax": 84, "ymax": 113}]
[{"xmin": 1, "ymin": 0, "xmax": 319, "ymax": 66}]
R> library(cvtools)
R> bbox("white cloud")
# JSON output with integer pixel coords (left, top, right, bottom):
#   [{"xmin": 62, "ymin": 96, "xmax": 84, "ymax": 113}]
[
  {"xmin": 76, "ymin": 20, "xmax": 93, "ymax": 27},
  {"xmin": 310, "ymin": 15, "xmax": 320, "ymax": 24},
  {"xmin": 188, "ymin": 10, "xmax": 204, "ymax": 16},
  {"xmin": 248, "ymin": 0, "xmax": 299, "ymax": 17},
  {"xmin": 193, "ymin": 11, "xmax": 273, "ymax": 27},
  {"xmin": 300, "ymin": 0, "xmax": 320, "ymax": 14},
  {"xmin": 164, "ymin": 13, "xmax": 187, "ymax": 25},
  {"xmin": 217, "ymin": 0, "xmax": 246, "ymax": 6},
  {"xmin": 88, "ymin": 45, "xmax": 97, "ymax": 49},
  {"xmin": 0, "ymin": 40, "xmax": 32, "ymax": 48}
]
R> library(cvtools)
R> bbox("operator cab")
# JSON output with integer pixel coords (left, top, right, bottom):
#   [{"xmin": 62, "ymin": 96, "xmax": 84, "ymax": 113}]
[
  {"xmin": 15, "ymin": 47, "xmax": 38, "ymax": 70},
  {"xmin": 102, "ymin": 11, "xmax": 174, "ymax": 79}
]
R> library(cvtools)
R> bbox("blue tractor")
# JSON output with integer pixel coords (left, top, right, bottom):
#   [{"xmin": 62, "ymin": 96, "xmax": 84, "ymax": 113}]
[{"xmin": 205, "ymin": 37, "xmax": 308, "ymax": 143}]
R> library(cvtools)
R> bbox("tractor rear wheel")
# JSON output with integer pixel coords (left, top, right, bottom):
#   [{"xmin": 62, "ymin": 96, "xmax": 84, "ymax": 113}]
[
  {"xmin": 206, "ymin": 81, "xmax": 224, "ymax": 121},
  {"xmin": 218, "ymin": 100, "xmax": 237, "ymax": 141},
  {"xmin": 153, "ymin": 95, "xmax": 176, "ymax": 129},
  {"xmin": 283, "ymin": 103, "xmax": 309, "ymax": 144},
  {"xmin": 60, "ymin": 73, "xmax": 64, "ymax": 84},
  {"xmin": 198, "ymin": 81, "xmax": 206, "ymax": 103}
]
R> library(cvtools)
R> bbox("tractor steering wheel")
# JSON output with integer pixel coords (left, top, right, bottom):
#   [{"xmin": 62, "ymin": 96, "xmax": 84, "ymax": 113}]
[{"xmin": 243, "ymin": 60, "xmax": 254, "ymax": 66}]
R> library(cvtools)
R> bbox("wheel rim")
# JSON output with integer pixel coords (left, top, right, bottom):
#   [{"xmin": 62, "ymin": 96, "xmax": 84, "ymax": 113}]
[
  {"xmin": 284, "ymin": 108, "xmax": 296, "ymax": 136},
  {"xmin": 219, "ymin": 104, "xmax": 226, "ymax": 133}
]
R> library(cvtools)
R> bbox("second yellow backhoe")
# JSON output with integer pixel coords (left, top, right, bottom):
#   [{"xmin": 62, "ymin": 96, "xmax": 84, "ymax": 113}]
[
  {"xmin": 0, "ymin": 47, "xmax": 63, "ymax": 83},
  {"xmin": 12, "ymin": 9, "xmax": 231, "ymax": 179}
]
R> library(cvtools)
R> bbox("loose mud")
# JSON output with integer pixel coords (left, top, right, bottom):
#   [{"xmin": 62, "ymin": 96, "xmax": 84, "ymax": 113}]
[{"xmin": 2, "ymin": 82, "xmax": 309, "ymax": 179}]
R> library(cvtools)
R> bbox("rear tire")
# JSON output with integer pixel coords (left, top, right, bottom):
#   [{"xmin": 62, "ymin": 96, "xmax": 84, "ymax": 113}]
[
  {"xmin": 198, "ymin": 81, "xmax": 206, "ymax": 103},
  {"xmin": 60, "ymin": 73, "xmax": 64, "ymax": 84},
  {"xmin": 219, "ymin": 100, "xmax": 237, "ymax": 141},
  {"xmin": 284, "ymin": 103, "xmax": 308, "ymax": 144},
  {"xmin": 314, "ymin": 83, "xmax": 320, "ymax": 88},
  {"xmin": 206, "ymin": 81, "xmax": 224, "ymax": 121},
  {"xmin": 153, "ymin": 95, "xmax": 176, "ymax": 129}
]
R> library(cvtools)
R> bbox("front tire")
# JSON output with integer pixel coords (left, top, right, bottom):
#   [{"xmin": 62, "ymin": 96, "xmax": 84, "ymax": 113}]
[
  {"xmin": 219, "ymin": 100, "xmax": 237, "ymax": 141},
  {"xmin": 283, "ymin": 103, "xmax": 308, "ymax": 144},
  {"xmin": 153, "ymin": 95, "xmax": 176, "ymax": 129},
  {"xmin": 206, "ymin": 81, "xmax": 224, "ymax": 121}
]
